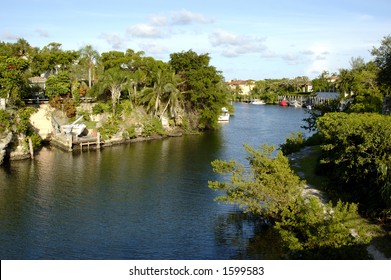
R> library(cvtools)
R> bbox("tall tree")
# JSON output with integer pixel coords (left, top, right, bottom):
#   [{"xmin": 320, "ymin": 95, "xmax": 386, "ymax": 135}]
[
  {"xmin": 79, "ymin": 45, "xmax": 99, "ymax": 88},
  {"xmin": 371, "ymin": 35, "xmax": 391, "ymax": 93},
  {"xmin": 31, "ymin": 42, "xmax": 79, "ymax": 75},
  {"xmin": 0, "ymin": 56, "xmax": 29, "ymax": 103},
  {"xmin": 96, "ymin": 68, "xmax": 130, "ymax": 114},
  {"xmin": 169, "ymin": 50, "xmax": 229, "ymax": 129}
]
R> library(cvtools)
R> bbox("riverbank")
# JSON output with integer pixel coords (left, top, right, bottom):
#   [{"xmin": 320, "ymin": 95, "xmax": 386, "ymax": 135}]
[{"xmin": 288, "ymin": 145, "xmax": 391, "ymax": 260}]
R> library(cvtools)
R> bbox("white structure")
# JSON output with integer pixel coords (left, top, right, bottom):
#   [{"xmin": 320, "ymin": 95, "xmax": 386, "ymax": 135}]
[{"xmin": 227, "ymin": 80, "xmax": 255, "ymax": 95}]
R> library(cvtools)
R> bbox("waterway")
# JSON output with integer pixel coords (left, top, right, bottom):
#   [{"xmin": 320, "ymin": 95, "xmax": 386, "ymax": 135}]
[{"xmin": 0, "ymin": 103, "xmax": 311, "ymax": 259}]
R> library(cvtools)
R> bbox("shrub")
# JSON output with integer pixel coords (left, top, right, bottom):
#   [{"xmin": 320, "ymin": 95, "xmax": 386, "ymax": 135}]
[
  {"xmin": 317, "ymin": 112, "xmax": 391, "ymax": 213},
  {"xmin": 279, "ymin": 132, "xmax": 305, "ymax": 155},
  {"xmin": 123, "ymin": 125, "xmax": 137, "ymax": 139},
  {"xmin": 0, "ymin": 110, "xmax": 11, "ymax": 135},
  {"xmin": 141, "ymin": 117, "xmax": 164, "ymax": 137},
  {"xmin": 92, "ymin": 102, "xmax": 110, "ymax": 115},
  {"xmin": 209, "ymin": 144, "xmax": 372, "ymax": 259},
  {"xmin": 99, "ymin": 115, "xmax": 120, "ymax": 140}
]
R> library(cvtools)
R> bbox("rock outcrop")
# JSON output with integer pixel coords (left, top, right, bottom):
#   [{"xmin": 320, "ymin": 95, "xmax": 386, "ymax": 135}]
[{"xmin": 0, "ymin": 132, "xmax": 13, "ymax": 165}]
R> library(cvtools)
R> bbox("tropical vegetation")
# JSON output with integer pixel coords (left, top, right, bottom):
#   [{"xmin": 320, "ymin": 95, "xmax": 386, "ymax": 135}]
[
  {"xmin": 210, "ymin": 35, "xmax": 391, "ymax": 258},
  {"xmin": 0, "ymin": 39, "xmax": 231, "ymax": 144}
]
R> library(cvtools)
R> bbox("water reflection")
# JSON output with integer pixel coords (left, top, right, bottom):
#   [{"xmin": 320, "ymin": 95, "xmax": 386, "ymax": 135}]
[{"xmin": 214, "ymin": 212, "xmax": 285, "ymax": 259}]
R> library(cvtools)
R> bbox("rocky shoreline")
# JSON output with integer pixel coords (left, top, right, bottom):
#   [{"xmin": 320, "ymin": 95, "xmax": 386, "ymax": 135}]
[{"xmin": 0, "ymin": 104, "xmax": 188, "ymax": 164}]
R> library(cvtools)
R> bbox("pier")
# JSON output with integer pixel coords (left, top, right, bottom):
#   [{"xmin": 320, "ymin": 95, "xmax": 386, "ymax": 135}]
[{"xmin": 51, "ymin": 133, "xmax": 102, "ymax": 152}]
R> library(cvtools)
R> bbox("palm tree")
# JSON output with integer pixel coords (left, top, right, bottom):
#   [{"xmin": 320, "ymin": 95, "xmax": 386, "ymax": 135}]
[
  {"xmin": 161, "ymin": 72, "xmax": 182, "ymax": 119},
  {"xmin": 140, "ymin": 69, "xmax": 165, "ymax": 117},
  {"xmin": 98, "ymin": 68, "xmax": 130, "ymax": 114},
  {"xmin": 80, "ymin": 45, "xmax": 99, "ymax": 88}
]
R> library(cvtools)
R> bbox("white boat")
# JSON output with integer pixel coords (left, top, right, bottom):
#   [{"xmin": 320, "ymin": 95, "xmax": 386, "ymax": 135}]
[
  {"xmin": 218, "ymin": 107, "xmax": 230, "ymax": 122},
  {"xmin": 62, "ymin": 116, "xmax": 86, "ymax": 136},
  {"xmin": 289, "ymin": 100, "xmax": 302, "ymax": 108},
  {"xmin": 251, "ymin": 99, "xmax": 266, "ymax": 105},
  {"xmin": 62, "ymin": 123, "xmax": 86, "ymax": 136}
]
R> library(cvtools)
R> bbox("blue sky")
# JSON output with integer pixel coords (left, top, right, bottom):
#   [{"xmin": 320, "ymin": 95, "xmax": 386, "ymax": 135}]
[{"xmin": 1, "ymin": 0, "xmax": 391, "ymax": 80}]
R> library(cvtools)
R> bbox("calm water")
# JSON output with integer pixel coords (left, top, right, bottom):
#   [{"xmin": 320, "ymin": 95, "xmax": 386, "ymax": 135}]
[{"xmin": 0, "ymin": 103, "xmax": 310, "ymax": 259}]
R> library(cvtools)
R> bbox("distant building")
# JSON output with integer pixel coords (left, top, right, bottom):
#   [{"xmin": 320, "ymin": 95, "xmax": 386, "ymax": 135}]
[{"xmin": 227, "ymin": 80, "xmax": 255, "ymax": 95}]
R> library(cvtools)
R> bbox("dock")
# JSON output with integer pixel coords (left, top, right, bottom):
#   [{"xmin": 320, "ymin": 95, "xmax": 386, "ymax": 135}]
[{"xmin": 51, "ymin": 133, "xmax": 102, "ymax": 152}]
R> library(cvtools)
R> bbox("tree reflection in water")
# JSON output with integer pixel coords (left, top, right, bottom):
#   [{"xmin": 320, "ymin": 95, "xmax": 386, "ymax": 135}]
[{"xmin": 214, "ymin": 211, "xmax": 285, "ymax": 260}]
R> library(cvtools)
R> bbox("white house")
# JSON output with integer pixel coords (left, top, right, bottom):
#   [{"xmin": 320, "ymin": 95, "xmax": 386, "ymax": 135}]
[{"xmin": 227, "ymin": 80, "xmax": 255, "ymax": 95}]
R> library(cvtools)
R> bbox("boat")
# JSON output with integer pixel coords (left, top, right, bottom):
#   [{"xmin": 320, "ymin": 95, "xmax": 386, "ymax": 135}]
[
  {"xmin": 62, "ymin": 123, "xmax": 86, "ymax": 136},
  {"xmin": 62, "ymin": 116, "xmax": 87, "ymax": 136},
  {"xmin": 289, "ymin": 100, "xmax": 302, "ymax": 108},
  {"xmin": 279, "ymin": 99, "xmax": 288, "ymax": 107},
  {"xmin": 251, "ymin": 99, "xmax": 266, "ymax": 105},
  {"xmin": 218, "ymin": 107, "xmax": 230, "ymax": 122},
  {"xmin": 304, "ymin": 103, "xmax": 312, "ymax": 110}
]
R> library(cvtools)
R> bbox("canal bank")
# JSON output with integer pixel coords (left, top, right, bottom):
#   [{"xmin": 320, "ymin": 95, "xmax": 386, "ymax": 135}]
[{"xmin": 0, "ymin": 103, "xmax": 320, "ymax": 259}]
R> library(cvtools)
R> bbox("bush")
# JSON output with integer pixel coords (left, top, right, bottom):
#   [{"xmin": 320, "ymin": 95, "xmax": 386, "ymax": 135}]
[
  {"xmin": 209, "ymin": 144, "xmax": 372, "ymax": 258},
  {"xmin": 275, "ymin": 198, "xmax": 371, "ymax": 259},
  {"xmin": 123, "ymin": 125, "xmax": 137, "ymax": 139},
  {"xmin": 92, "ymin": 102, "xmax": 110, "ymax": 115},
  {"xmin": 99, "ymin": 115, "xmax": 120, "ymax": 140},
  {"xmin": 317, "ymin": 112, "xmax": 391, "ymax": 213},
  {"xmin": 0, "ymin": 110, "xmax": 11, "ymax": 135},
  {"xmin": 27, "ymin": 132, "xmax": 42, "ymax": 150},
  {"xmin": 141, "ymin": 117, "xmax": 164, "ymax": 137},
  {"xmin": 279, "ymin": 132, "xmax": 305, "ymax": 155}
]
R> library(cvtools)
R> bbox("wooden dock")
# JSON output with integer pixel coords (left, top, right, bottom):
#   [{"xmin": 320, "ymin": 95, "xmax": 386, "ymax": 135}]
[{"xmin": 51, "ymin": 133, "xmax": 102, "ymax": 151}]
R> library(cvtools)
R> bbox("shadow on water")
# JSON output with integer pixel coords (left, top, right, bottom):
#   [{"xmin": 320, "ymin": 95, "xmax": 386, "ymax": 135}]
[{"xmin": 214, "ymin": 212, "xmax": 286, "ymax": 260}]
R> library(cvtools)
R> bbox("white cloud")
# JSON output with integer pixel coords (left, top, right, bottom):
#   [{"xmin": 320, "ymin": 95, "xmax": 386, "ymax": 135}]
[
  {"xmin": 148, "ymin": 9, "xmax": 213, "ymax": 27},
  {"xmin": 35, "ymin": 28, "xmax": 50, "ymax": 38},
  {"xmin": 127, "ymin": 24, "xmax": 163, "ymax": 38},
  {"xmin": 209, "ymin": 29, "xmax": 242, "ymax": 46},
  {"xmin": 99, "ymin": 33, "xmax": 126, "ymax": 50},
  {"xmin": 209, "ymin": 29, "xmax": 267, "ymax": 57},
  {"xmin": 1, "ymin": 31, "xmax": 18, "ymax": 40},
  {"xmin": 139, "ymin": 42, "xmax": 169, "ymax": 54},
  {"xmin": 281, "ymin": 53, "xmax": 300, "ymax": 65},
  {"xmin": 170, "ymin": 9, "xmax": 214, "ymax": 25}
]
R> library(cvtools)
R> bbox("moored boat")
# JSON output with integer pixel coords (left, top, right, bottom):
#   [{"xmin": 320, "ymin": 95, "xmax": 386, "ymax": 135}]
[
  {"xmin": 279, "ymin": 99, "xmax": 288, "ymax": 106},
  {"xmin": 251, "ymin": 99, "xmax": 266, "ymax": 105},
  {"xmin": 218, "ymin": 107, "xmax": 230, "ymax": 122}
]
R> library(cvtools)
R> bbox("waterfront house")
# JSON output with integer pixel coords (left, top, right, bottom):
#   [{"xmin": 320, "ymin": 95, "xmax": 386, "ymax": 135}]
[{"xmin": 227, "ymin": 80, "xmax": 255, "ymax": 95}]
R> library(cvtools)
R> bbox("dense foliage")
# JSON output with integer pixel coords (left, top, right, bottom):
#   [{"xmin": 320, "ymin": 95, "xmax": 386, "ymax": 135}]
[
  {"xmin": 317, "ymin": 112, "xmax": 391, "ymax": 215},
  {"xmin": 169, "ymin": 50, "xmax": 230, "ymax": 129},
  {"xmin": 0, "ymin": 39, "xmax": 231, "ymax": 135},
  {"xmin": 209, "ymin": 145, "xmax": 371, "ymax": 258}
]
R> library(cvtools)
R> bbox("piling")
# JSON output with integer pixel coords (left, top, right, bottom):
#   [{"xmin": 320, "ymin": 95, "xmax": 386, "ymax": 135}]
[{"xmin": 28, "ymin": 138, "xmax": 34, "ymax": 159}]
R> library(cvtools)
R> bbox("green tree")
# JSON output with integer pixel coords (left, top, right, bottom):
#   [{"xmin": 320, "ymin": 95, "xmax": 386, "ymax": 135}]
[
  {"xmin": 95, "ymin": 68, "xmax": 131, "ymax": 114},
  {"xmin": 209, "ymin": 144, "xmax": 304, "ymax": 221},
  {"xmin": 317, "ymin": 112, "xmax": 391, "ymax": 213},
  {"xmin": 0, "ymin": 56, "xmax": 29, "ymax": 104},
  {"xmin": 79, "ymin": 45, "xmax": 99, "ymax": 88},
  {"xmin": 45, "ymin": 71, "xmax": 70, "ymax": 98},
  {"xmin": 339, "ymin": 62, "xmax": 382, "ymax": 113},
  {"xmin": 209, "ymin": 144, "xmax": 371, "ymax": 257},
  {"xmin": 311, "ymin": 71, "xmax": 332, "ymax": 92},
  {"xmin": 371, "ymin": 35, "xmax": 391, "ymax": 93},
  {"xmin": 31, "ymin": 42, "xmax": 79, "ymax": 75},
  {"xmin": 275, "ymin": 198, "xmax": 370, "ymax": 258},
  {"xmin": 169, "ymin": 50, "xmax": 229, "ymax": 129}
]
